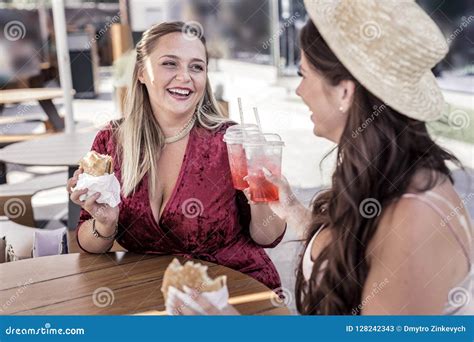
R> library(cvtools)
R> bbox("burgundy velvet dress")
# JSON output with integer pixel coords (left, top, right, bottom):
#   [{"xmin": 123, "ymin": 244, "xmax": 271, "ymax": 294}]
[{"xmin": 77, "ymin": 121, "xmax": 284, "ymax": 289}]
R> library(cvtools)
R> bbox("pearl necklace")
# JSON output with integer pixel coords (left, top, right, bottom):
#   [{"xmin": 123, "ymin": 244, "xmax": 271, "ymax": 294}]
[{"xmin": 164, "ymin": 115, "xmax": 196, "ymax": 144}]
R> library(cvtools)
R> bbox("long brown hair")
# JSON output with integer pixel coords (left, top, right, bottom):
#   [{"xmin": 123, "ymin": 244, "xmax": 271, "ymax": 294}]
[{"xmin": 295, "ymin": 20, "xmax": 462, "ymax": 315}]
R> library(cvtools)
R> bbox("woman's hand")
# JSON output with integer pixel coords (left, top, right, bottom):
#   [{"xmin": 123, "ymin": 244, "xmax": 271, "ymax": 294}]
[
  {"xmin": 167, "ymin": 286, "xmax": 240, "ymax": 316},
  {"xmin": 244, "ymin": 168, "xmax": 312, "ymax": 238},
  {"xmin": 67, "ymin": 168, "xmax": 119, "ymax": 230},
  {"xmin": 243, "ymin": 168, "xmax": 298, "ymax": 221}
]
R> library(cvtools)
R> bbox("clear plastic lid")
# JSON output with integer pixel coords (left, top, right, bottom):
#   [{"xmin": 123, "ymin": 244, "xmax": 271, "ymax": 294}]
[
  {"xmin": 225, "ymin": 124, "xmax": 259, "ymax": 135},
  {"xmin": 223, "ymin": 124, "xmax": 262, "ymax": 143},
  {"xmin": 243, "ymin": 133, "xmax": 285, "ymax": 147}
]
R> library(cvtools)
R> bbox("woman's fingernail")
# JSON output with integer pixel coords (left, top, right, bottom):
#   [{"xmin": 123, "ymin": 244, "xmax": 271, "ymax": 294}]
[{"xmin": 262, "ymin": 167, "xmax": 272, "ymax": 177}]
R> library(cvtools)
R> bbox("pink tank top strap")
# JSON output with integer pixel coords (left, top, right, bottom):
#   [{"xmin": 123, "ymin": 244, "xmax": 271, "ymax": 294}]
[{"xmin": 402, "ymin": 192, "xmax": 472, "ymax": 268}]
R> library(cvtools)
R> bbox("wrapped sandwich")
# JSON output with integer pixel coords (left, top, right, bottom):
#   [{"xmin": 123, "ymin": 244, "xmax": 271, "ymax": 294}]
[
  {"xmin": 162, "ymin": 258, "xmax": 229, "ymax": 314},
  {"xmin": 73, "ymin": 151, "xmax": 121, "ymax": 207},
  {"xmin": 79, "ymin": 151, "xmax": 114, "ymax": 176}
]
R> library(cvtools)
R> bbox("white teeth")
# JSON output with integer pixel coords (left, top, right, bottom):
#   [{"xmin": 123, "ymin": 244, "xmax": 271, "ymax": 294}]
[{"xmin": 169, "ymin": 88, "xmax": 190, "ymax": 96}]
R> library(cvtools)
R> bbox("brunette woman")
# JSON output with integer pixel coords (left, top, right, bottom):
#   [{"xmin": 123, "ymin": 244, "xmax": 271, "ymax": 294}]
[{"xmin": 171, "ymin": 1, "xmax": 473, "ymax": 315}]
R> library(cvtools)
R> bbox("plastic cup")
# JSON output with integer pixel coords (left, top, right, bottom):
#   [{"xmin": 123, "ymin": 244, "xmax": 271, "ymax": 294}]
[
  {"xmin": 243, "ymin": 134, "xmax": 284, "ymax": 203},
  {"xmin": 223, "ymin": 124, "xmax": 261, "ymax": 190}
]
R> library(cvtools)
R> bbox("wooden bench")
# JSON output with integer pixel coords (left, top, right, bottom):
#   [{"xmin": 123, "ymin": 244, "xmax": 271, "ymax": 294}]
[
  {"xmin": 0, "ymin": 172, "xmax": 67, "ymax": 227},
  {"xmin": 0, "ymin": 88, "xmax": 74, "ymax": 131}
]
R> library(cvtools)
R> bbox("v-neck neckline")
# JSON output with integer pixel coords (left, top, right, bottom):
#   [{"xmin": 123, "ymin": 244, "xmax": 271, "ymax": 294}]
[{"xmin": 147, "ymin": 126, "xmax": 195, "ymax": 228}]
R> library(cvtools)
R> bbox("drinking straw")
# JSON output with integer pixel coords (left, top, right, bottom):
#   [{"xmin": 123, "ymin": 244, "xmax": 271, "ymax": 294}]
[
  {"xmin": 237, "ymin": 97, "xmax": 245, "ymax": 125},
  {"xmin": 253, "ymin": 107, "xmax": 262, "ymax": 133}
]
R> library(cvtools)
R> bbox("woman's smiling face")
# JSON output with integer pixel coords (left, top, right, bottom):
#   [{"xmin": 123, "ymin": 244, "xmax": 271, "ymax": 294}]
[
  {"xmin": 139, "ymin": 32, "xmax": 207, "ymax": 118},
  {"xmin": 296, "ymin": 52, "xmax": 350, "ymax": 143}
]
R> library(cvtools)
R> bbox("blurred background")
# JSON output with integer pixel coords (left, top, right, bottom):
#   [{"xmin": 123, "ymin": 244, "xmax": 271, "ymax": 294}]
[{"xmin": 0, "ymin": 0, "xmax": 472, "ymax": 313}]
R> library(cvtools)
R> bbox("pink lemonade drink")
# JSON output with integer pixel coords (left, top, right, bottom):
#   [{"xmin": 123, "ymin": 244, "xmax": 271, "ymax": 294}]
[
  {"xmin": 247, "ymin": 167, "xmax": 280, "ymax": 202},
  {"xmin": 226, "ymin": 143, "xmax": 249, "ymax": 190},
  {"xmin": 223, "ymin": 124, "xmax": 261, "ymax": 190},
  {"xmin": 243, "ymin": 134, "xmax": 284, "ymax": 203}
]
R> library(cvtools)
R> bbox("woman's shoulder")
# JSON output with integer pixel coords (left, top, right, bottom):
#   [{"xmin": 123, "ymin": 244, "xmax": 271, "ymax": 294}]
[
  {"xmin": 96, "ymin": 119, "xmax": 123, "ymax": 138},
  {"xmin": 376, "ymin": 174, "xmax": 467, "ymax": 245},
  {"xmin": 365, "ymin": 178, "xmax": 471, "ymax": 313},
  {"xmin": 91, "ymin": 119, "xmax": 123, "ymax": 154},
  {"xmin": 369, "ymin": 174, "xmax": 471, "ymax": 277}
]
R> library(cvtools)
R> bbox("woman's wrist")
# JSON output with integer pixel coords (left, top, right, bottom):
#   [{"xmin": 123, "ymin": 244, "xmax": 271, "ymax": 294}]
[
  {"xmin": 93, "ymin": 219, "xmax": 118, "ymax": 239},
  {"xmin": 286, "ymin": 201, "xmax": 312, "ymax": 229}
]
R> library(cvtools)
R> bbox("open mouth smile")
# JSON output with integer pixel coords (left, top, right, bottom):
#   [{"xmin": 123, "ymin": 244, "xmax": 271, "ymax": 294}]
[{"xmin": 167, "ymin": 87, "xmax": 194, "ymax": 100}]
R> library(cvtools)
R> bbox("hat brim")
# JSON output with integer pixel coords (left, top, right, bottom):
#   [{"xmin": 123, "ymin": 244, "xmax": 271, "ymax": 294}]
[{"xmin": 303, "ymin": 0, "xmax": 445, "ymax": 122}]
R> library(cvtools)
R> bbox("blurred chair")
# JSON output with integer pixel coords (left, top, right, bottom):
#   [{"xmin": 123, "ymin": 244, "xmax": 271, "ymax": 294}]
[
  {"xmin": 0, "ymin": 218, "xmax": 68, "ymax": 263},
  {"xmin": 0, "ymin": 171, "xmax": 67, "ymax": 227}
]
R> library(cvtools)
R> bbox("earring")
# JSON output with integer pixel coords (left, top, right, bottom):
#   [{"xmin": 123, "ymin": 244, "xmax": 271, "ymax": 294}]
[{"xmin": 339, "ymin": 106, "xmax": 344, "ymax": 112}]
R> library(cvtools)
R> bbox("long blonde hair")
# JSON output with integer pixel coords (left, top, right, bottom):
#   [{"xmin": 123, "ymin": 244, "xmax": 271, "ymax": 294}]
[{"xmin": 117, "ymin": 21, "xmax": 228, "ymax": 198}]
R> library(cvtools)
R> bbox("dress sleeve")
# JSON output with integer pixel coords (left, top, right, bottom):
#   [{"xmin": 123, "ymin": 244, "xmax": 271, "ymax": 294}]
[
  {"xmin": 75, "ymin": 126, "xmax": 114, "ymax": 250},
  {"xmin": 235, "ymin": 190, "xmax": 286, "ymax": 248}
]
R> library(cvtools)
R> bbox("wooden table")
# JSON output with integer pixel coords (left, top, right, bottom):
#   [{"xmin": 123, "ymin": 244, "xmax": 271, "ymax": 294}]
[
  {"xmin": 0, "ymin": 129, "xmax": 97, "ymax": 228},
  {"xmin": 0, "ymin": 88, "xmax": 71, "ymax": 132},
  {"xmin": 0, "ymin": 253, "xmax": 290, "ymax": 315}
]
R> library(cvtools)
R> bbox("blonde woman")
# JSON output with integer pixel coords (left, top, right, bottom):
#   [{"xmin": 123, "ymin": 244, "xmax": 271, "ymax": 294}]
[{"xmin": 66, "ymin": 22, "xmax": 286, "ymax": 290}]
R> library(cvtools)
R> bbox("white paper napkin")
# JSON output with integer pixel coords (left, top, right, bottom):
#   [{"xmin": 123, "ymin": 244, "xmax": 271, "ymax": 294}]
[
  {"xmin": 165, "ymin": 285, "xmax": 230, "ymax": 315},
  {"xmin": 74, "ymin": 173, "xmax": 121, "ymax": 208}
]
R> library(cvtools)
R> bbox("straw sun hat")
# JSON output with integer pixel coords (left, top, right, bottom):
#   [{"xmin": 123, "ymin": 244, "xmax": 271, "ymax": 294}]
[{"xmin": 303, "ymin": 0, "xmax": 449, "ymax": 121}]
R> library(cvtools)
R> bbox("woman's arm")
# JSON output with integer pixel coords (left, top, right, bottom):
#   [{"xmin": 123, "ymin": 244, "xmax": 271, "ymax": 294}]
[
  {"xmin": 77, "ymin": 218, "xmax": 117, "ymax": 254},
  {"xmin": 248, "ymin": 203, "xmax": 286, "ymax": 246}
]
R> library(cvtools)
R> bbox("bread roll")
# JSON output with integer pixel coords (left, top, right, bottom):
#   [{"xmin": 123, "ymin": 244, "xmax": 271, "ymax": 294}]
[
  {"xmin": 161, "ymin": 258, "xmax": 226, "ymax": 301},
  {"xmin": 79, "ymin": 151, "xmax": 113, "ymax": 176}
]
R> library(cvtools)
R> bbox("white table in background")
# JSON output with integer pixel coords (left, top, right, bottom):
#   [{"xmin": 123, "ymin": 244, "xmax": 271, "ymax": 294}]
[{"xmin": 0, "ymin": 129, "xmax": 97, "ymax": 229}]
